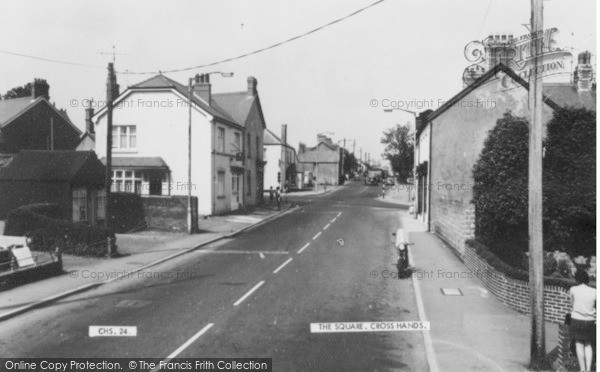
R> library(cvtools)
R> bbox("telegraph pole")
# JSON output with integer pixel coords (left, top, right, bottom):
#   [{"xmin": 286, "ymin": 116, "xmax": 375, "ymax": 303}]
[
  {"xmin": 104, "ymin": 63, "xmax": 115, "ymax": 229},
  {"xmin": 187, "ymin": 78, "xmax": 193, "ymax": 234},
  {"xmin": 528, "ymin": 0, "xmax": 546, "ymax": 368}
]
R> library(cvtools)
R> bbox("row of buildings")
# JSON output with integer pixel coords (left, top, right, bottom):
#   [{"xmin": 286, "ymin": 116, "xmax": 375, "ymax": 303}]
[
  {"xmin": 413, "ymin": 35, "xmax": 595, "ymax": 254},
  {"xmin": 0, "ymin": 73, "xmax": 347, "ymax": 230}
]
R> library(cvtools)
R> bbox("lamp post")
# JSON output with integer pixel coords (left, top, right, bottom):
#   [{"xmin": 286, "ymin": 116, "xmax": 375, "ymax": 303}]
[
  {"xmin": 188, "ymin": 71, "xmax": 233, "ymax": 234},
  {"xmin": 384, "ymin": 108, "xmax": 418, "ymax": 218},
  {"xmin": 315, "ymin": 132, "xmax": 334, "ymax": 192}
]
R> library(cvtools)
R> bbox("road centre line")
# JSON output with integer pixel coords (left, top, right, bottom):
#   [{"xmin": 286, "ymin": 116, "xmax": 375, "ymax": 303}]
[
  {"xmin": 233, "ymin": 281, "xmax": 265, "ymax": 306},
  {"xmin": 312, "ymin": 232, "xmax": 322, "ymax": 240},
  {"xmin": 195, "ymin": 250, "xmax": 288, "ymax": 255},
  {"xmin": 297, "ymin": 243, "xmax": 310, "ymax": 254},
  {"xmin": 331, "ymin": 218, "xmax": 337, "ymax": 223},
  {"xmin": 162, "ymin": 323, "xmax": 214, "ymax": 362},
  {"xmin": 336, "ymin": 212, "xmax": 342, "ymax": 217},
  {"xmin": 273, "ymin": 258, "xmax": 293, "ymax": 274},
  {"xmin": 323, "ymin": 223, "xmax": 330, "ymax": 230}
]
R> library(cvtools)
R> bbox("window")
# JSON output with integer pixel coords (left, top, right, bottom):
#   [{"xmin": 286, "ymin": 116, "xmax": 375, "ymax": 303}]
[
  {"xmin": 246, "ymin": 170, "xmax": 251, "ymax": 195},
  {"xmin": 112, "ymin": 125, "xmax": 136, "ymax": 149},
  {"xmin": 234, "ymin": 132, "xmax": 241, "ymax": 152},
  {"xmin": 112, "ymin": 170, "xmax": 143, "ymax": 193},
  {"xmin": 217, "ymin": 171, "xmax": 225, "ymax": 197},
  {"xmin": 72, "ymin": 189, "xmax": 87, "ymax": 222},
  {"xmin": 217, "ymin": 127, "xmax": 225, "ymax": 152},
  {"xmin": 256, "ymin": 136, "xmax": 260, "ymax": 158},
  {"xmin": 247, "ymin": 134, "xmax": 251, "ymax": 158}
]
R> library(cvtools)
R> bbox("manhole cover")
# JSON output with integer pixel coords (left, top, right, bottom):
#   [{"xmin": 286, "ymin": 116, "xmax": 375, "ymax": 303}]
[
  {"xmin": 440, "ymin": 288, "xmax": 463, "ymax": 296},
  {"xmin": 116, "ymin": 299, "xmax": 152, "ymax": 308}
]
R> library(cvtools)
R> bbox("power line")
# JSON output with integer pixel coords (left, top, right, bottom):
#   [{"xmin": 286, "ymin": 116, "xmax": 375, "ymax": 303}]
[
  {"xmin": 118, "ymin": 0, "xmax": 387, "ymax": 75},
  {"xmin": 0, "ymin": 49, "xmax": 103, "ymax": 69},
  {"xmin": 0, "ymin": 0, "xmax": 386, "ymax": 76}
]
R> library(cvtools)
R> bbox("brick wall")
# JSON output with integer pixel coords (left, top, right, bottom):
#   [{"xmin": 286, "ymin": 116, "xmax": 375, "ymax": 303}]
[
  {"xmin": 431, "ymin": 199, "xmax": 475, "ymax": 254},
  {"xmin": 462, "ymin": 244, "xmax": 571, "ymax": 324}
]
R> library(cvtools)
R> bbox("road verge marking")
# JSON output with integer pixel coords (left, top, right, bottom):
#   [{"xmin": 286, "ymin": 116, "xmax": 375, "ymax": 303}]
[
  {"xmin": 297, "ymin": 243, "xmax": 310, "ymax": 254},
  {"xmin": 233, "ymin": 281, "xmax": 265, "ymax": 306},
  {"xmin": 163, "ymin": 323, "xmax": 214, "ymax": 361},
  {"xmin": 312, "ymin": 232, "xmax": 322, "ymax": 240},
  {"xmin": 273, "ymin": 258, "xmax": 293, "ymax": 274},
  {"xmin": 407, "ymin": 234, "xmax": 440, "ymax": 372}
]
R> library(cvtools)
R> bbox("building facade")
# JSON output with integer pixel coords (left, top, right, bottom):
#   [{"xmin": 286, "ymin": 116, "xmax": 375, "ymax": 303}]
[
  {"xmin": 297, "ymin": 134, "xmax": 342, "ymax": 187},
  {"xmin": 263, "ymin": 125, "xmax": 299, "ymax": 190}
]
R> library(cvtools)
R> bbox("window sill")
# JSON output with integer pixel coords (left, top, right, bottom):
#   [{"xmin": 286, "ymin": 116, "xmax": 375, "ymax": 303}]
[
  {"xmin": 113, "ymin": 149, "xmax": 138, "ymax": 154},
  {"xmin": 217, "ymin": 195, "xmax": 226, "ymax": 199}
]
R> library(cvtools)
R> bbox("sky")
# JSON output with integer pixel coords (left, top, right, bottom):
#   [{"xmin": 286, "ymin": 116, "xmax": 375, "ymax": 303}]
[{"xmin": 0, "ymin": 0, "xmax": 596, "ymax": 164}]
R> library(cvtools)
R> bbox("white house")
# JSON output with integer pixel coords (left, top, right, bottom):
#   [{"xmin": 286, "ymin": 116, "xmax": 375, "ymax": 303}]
[
  {"xmin": 93, "ymin": 74, "xmax": 266, "ymax": 216},
  {"xmin": 263, "ymin": 125, "xmax": 299, "ymax": 190}
]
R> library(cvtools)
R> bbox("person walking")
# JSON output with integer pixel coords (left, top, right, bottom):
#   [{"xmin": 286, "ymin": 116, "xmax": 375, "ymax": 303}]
[
  {"xmin": 569, "ymin": 268, "xmax": 596, "ymax": 372},
  {"xmin": 269, "ymin": 186, "xmax": 274, "ymax": 204},
  {"xmin": 283, "ymin": 181, "xmax": 289, "ymax": 203},
  {"xmin": 275, "ymin": 187, "xmax": 281, "ymax": 211}
]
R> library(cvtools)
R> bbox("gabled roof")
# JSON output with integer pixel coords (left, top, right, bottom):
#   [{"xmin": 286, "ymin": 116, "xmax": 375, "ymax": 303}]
[
  {"xmin": 543, "ymin": 83, "xmax": 596, "ymax": 110},
  {"xmin": 297, "ymin": 142, "xmax": 340, "ymax": 163},
  {"xmin": 418, "ymin": 63, "xmax": 577, "ymax": 138},
  {"xmin": 128, "ymin": 74, "xmax": 239, "ymax": 126},
  {"xmin": 0, "ymin": 150, "xmax": 100, "ymax": 182},
  {"xmin": 0, "ymin": 96, "xmax": 80, "ymax": 134}
]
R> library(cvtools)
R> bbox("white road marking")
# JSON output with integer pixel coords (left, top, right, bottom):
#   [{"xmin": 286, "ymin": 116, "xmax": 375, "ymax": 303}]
[
  {"xmin": 323, "ymin": 223, "xmax": 330, "ymax": 230},
  {"xmin": 312, "ymin": 232, "xmax": 322, "ymax": 240},
  {"xmin": 407, "ymin": 236, "xmax": 440, "ymax": 372},
  {"xmin": 163, "ymin": 323, "xmax": 214, "ymax": 361},
  {"xmin": 297, "ymin": 243, "xmax": 310, "ymax": 254},
  {"xmin": 336, "ymin": 212, "xmax": 342, "ymax": 217},
  {"xmin": 194, "ymin": 250, "xmax": 289, "ymax": 255},
  {"xmin": 233, "ymin": 281, "xmax": 265, "ymax": 306},
  {"xmin": 331, "ymin": 218, "xmax": 337, "ymax": 223},
  {"xmin": 273, "ymin": 258, "xmax": 293, "ymax": 274}
]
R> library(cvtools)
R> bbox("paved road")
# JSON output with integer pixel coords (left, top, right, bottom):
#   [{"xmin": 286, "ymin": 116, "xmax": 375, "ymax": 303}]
[{"xmin": 0, "ymin": 181, "xmax": 427, "ymax": 371}]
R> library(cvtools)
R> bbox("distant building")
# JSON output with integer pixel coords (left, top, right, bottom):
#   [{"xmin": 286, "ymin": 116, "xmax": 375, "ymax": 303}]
[
  {"xmin": 0, "ymin": 79, "xmax": 81, "ymax": 154},
  {"xmin": 416, "ymin": 59, "xmax": 595, "ymax": 254},
  {"xmin": 297, "ymin": 134, "xmax": 342, "ymax": 187},
  {"xmin": 0, "ymin": 150, "xmax": 106, "ymax": 225},
  {"xmin": 263, "ymin": 125, "xmax": 299, "ymax": 190}
]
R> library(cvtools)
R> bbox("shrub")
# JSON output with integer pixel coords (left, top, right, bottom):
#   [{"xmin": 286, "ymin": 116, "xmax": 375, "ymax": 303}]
[
  {"xmin": 472, "ymin": 112, "xmax": 529, "ymax": 265},
  {"xmin": 465, "ymin": 239, "xmax": 577, "ymax": 290},
  {"xmin": 4, "ymin": 205, "xmax": 116, "ymax": 257},
  {"xmin": 543, "ymin": 108, "xmax": 596, "ymax": 256}
]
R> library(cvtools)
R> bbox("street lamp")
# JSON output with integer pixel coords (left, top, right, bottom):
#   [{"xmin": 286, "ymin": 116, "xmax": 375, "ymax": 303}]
[
  {"xmin": 188, "ymin": 71, "xmax": 234, "ymax": 234},
  {"xmin": 315, "ymin": 132, "xmax": 334, "ymax": 192},
  {"xmin": 384, "ymin": 107, "xmax": 418, "ymax": 219}
]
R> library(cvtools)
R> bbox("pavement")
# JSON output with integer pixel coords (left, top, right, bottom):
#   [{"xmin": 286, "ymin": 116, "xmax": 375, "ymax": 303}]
[
  {"xmin": 401, "ymin": 215, "xmax": 560, "ymax": 372},
  {"xmin": 0, "ymin": 203, "xmax": 296, "ymax": 322}
]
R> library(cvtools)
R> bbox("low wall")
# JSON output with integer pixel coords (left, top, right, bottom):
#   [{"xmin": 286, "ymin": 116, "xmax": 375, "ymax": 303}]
[
  {"xmin": 110, "ymin": 193, "xmax": 198, "ymax": 233},
  {"xmin": 462, "ymin": 244, "xmax": 571, "ymax": 324}
]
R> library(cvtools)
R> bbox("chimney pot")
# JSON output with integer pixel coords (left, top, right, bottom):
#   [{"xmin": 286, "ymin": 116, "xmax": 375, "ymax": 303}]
[
  {"xmin": 193, "ymin": 78, "xmax": 211, "ymax": 105},
  {"xmin": 281, "ymin": 124, "xmax": 287, "ymax": 145}
]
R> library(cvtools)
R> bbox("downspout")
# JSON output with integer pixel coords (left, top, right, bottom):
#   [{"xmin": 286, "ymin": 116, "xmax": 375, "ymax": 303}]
[
  {"xmin": 427, "ymin": 121, "xmax": 432, "ymax": 232},
  {"xmin": 211, "ymin": 119, "xmax": 216, "ymax": 214}
]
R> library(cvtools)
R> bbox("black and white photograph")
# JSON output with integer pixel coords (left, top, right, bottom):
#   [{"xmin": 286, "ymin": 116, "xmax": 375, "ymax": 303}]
[{"xmin": 0, "ymin": 0, "xmax": 596, "ymax": 371}]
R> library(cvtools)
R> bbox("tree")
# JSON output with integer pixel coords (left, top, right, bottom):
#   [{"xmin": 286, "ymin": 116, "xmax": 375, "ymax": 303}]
[
  {"xmin": 381, "ymin": 124, "xmax": 413, "ymax": 183},
  {"xmin": 3, "ymin": 83, "xmax": 32, "ymax": 100},
  {"xmin": 343, "ymin": 150, "xmax": 358, "ymax": 174}
]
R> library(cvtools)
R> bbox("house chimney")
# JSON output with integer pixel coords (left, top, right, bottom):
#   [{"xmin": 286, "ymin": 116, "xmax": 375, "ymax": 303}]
[
  {"xmin": 281, "ymin": 124, "xmax": 287, "ymax": 146},
  {"xmin": 85, "ymin": 107, "xmax": 95, "ymax": 134},
  {"xmin": 32, "ymin": 78, "xmax": 49, "ymax": 100},
  {"xmin": 193, "ymin": 73, "xmax": 211, "ymax": 105},
  {"xmin": 317, "ymin": 134, "xmax": 327, "ymax": 144},
  {"xmin": 247, "ymin": 76, "xmax": 257, "ymax": 96},
  {"xmin": 574, "ymin": 51, "xmax": 594, "ymax": 92}
]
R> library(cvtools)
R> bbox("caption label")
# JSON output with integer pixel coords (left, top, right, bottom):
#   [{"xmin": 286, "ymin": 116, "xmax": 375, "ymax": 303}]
[
  {"xmin": 310, "ymin": 321, "xmax": 430, "ymax": 333},
  {"xmin": 89, "ymin": 326, "xmax": 137, "ymax": 337}
]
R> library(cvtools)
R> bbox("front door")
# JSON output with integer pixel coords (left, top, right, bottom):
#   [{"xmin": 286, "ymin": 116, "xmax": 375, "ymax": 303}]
[
  {"xmin": 231, "ymin": 174, "xmax": 240, "ymax": 211},
  {"xmin": 148, "ymin": 171, "xmax": 162, "ymax": 195}
]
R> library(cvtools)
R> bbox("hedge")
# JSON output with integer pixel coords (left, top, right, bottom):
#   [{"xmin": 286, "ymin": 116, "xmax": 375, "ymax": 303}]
[
  {"xmin": 465, "ymin": 239, "xmax": 578, "ymax": 290},
  {"xmin": 4, "ymin": 205, "xmax": 117, "ymax": 257}
]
